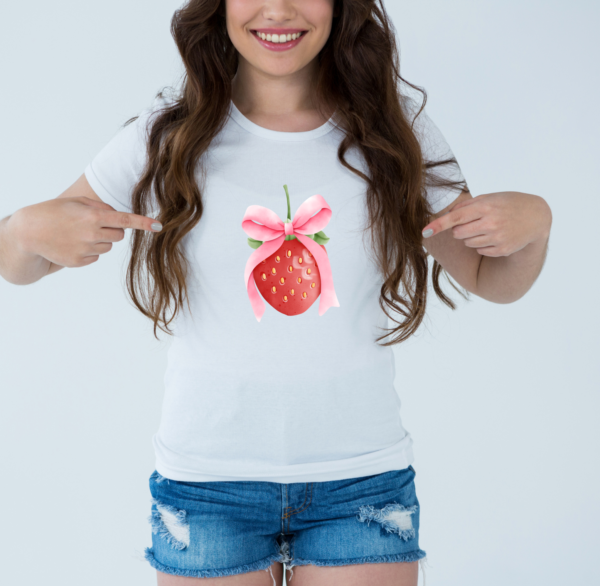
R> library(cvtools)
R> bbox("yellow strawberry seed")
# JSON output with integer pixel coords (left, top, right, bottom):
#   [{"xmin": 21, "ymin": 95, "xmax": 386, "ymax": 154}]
[
  {"xmin": 286, "ymin": 250, "xmax": 291, "ymax": 257},
  {"xmin": 272, "ymin": 286, "xmax": 277, "ymax": 293},
  {"xmin": 311, "ymin": 282, "xmax": 315, "ymax": 288},
  {"xmin": 297, "ymin": 277, "xmax": 302, "ymax": 283},
  {"xmin": 271, "ymin": 267, "xmax": 276, "ymax": 275},
  {"xmin": 307, "ymin": 268, "xmax": 311, "ymax": 274},
  {"xmin": 288, "ymin": 265, "xmax": 293, "ymax": 272},
  {"xmin": 302, "ymin": 291, "xmax": 307, "ymax": 298},
  {"xmin": 261, "ymin": 273, "xmax": 267, "ymax": 281},
  {"xmin": 298, "ymin": 257, "xmax": 303, "ymax": 264}
]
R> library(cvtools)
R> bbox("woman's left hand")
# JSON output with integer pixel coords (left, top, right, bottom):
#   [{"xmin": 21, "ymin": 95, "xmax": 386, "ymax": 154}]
[{"xmin": 421, "ymin": 191, "xmax": 552, "ymax": 257}]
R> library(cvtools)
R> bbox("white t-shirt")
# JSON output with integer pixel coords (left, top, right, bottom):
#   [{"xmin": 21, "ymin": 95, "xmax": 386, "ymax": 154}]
[{"xmin": 85, "ymin": 94, "xmax": 466, "ymax": 483}]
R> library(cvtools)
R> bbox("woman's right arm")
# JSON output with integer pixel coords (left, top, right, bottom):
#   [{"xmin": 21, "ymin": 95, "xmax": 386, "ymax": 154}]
[
  {"xmin": 0, "ymin": 213, "xmax": 53, "ymax": 285},
  {"xmin": 0, "ymin": 173, "xmax": 161, "ymax": 286}
]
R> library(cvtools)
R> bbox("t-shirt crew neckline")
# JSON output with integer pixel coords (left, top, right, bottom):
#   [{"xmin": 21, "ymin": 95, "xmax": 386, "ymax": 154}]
[{"xmin": 228, "ymin": 99, "xmax": 337, "ymax": 141}]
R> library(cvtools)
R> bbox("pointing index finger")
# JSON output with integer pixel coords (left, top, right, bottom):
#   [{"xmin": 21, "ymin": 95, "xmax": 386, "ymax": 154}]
[
  {"xmin": 422, "ymin": 200, "xmax": 476, "ymax": 238},
  {"xmin": 103, "ymin": 209, "xmax": 163, "ymax": 232}
]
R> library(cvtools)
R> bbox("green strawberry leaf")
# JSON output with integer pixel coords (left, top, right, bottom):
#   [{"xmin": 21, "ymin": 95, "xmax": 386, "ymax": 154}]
[
  {"xmin": 312, "ymin": 230, "xmax": 330, "ymax": 245},
  {"xmin": 247, "ymin": 231, "xmax": 330, "ymax": 248},
  {"xmin": 247, "ymin": 237, "xmax": 263, "ymax": 249}
]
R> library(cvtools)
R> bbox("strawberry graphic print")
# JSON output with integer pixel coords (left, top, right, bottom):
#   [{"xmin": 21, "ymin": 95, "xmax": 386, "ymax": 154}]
[
  {"xmin": 253, "ymin": 238, "xmax": 323, "ymax": 316},
  {"xmin": 241, "ymin": 185, "xmax": 340, "ymax": 321}
]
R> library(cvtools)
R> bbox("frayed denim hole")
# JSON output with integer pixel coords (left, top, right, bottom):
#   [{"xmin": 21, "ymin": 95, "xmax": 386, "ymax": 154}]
[
  {"xmin": 356, "ymin": 502, "xmax": 418, "ymax": 541},
  {"xmin": 148, "ymin": 497, "xmax": 190, "ymax": 550}
]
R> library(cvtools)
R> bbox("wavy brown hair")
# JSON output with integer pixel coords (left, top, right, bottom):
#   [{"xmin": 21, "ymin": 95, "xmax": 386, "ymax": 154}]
[{"xmin": 124, "ymin": 0, "xmax": 470, "ymax": 345}]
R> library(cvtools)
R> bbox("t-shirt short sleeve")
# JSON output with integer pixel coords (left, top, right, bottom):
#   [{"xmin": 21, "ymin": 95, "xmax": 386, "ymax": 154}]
[
  {"xmin": 401, "ymin": 95, "xmax": 468, "ymax": 214},
  {"xmin": 84, "ymin": 97, "xmax": 167, "ymax": 215}
]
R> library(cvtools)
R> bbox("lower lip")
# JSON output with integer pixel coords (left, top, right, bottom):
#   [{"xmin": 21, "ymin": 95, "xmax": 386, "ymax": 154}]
[{"xmin": 251, "ymin": 31, "xmax": 307, "ymax": 52}]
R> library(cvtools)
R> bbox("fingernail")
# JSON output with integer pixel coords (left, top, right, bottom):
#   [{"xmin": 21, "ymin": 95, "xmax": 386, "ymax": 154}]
[
  {"xmin": 422, "ymin": 229, "xmax": 434, "ymax": 238},
  {"xmin": 151, "ymin": 222, "xmax": 163, "ymax": 232}
]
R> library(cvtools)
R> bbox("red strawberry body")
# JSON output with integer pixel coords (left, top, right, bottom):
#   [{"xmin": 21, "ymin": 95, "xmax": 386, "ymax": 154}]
[{"xmin": 253, "ymin": 238, "xmax": 326, "ymax": 316}]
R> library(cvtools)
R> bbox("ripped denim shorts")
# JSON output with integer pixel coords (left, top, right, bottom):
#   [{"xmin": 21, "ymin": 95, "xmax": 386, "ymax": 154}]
[{"xmin": 144, "ymin": 466, "xmax": 428, "ymax": 584}]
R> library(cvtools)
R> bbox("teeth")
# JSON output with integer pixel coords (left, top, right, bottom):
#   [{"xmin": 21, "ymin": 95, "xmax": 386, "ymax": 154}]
[{"xmin": 257, "ymin": 31, "xmax": 302, "ymax": 43}]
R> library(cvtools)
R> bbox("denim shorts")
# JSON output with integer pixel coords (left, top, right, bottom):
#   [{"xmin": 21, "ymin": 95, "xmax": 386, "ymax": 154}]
[{"xmin": 144, "ymin": 466, "xmax": 428, "ymax": 583}]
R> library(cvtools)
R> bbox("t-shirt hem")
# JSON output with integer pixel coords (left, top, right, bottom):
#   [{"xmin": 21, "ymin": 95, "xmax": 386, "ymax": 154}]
[{"xmin": 153, "ymin": 434, "xmax": 415, "ymax": 484}]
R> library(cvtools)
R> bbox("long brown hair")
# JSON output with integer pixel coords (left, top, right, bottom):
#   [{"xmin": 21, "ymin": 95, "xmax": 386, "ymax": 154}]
[{"xmin": 124, "ymin": 0, "xmax": 470, "ymax": 345}]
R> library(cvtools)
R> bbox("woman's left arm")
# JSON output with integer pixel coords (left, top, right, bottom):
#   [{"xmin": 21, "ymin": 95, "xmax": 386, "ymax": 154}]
[{"xmin": 421, "ymin": 190, "xmax": 553, "ymax": 304}]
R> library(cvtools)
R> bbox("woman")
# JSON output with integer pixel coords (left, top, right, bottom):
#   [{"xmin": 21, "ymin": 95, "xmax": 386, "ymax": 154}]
[{"xmin": 0, "ymin": 0, "xmax": 552, "ymax": 585}]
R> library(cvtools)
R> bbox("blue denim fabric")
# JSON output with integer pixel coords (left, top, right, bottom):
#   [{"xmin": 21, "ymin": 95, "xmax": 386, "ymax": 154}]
[{"xmin": 144, "ymin": 466, "xmax": 427, "ymax": 581}]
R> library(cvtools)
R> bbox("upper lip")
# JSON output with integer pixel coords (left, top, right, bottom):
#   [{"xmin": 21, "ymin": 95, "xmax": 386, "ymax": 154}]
[{"xmin": 251, "ymin": 28, "xmax": 307, "ymax": 34}]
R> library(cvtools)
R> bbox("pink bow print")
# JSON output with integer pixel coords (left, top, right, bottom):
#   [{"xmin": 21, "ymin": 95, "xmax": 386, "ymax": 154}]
[{"xmin": 241, "ymin": 194, "xmax": 340, "ymax": 322}]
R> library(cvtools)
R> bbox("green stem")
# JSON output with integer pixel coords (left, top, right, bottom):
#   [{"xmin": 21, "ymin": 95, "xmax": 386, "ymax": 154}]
[{"xmin": 283, "ymin": 184, "xmax": 291, "ymax": 221}]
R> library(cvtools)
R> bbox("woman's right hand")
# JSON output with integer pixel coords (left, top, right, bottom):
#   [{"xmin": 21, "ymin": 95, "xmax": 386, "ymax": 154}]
[{"xmin": 11, "ymin": 195, "xmax": 162, "ymax": 268}]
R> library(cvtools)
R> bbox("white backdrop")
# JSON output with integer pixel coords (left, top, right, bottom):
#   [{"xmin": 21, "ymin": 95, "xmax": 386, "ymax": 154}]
[{"xmin": 0, "ymin": 1, "xmax": 598, "ymax": 585}]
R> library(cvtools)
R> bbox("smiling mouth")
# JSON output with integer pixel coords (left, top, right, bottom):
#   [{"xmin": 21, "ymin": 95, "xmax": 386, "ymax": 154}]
[{"xmin": 251, "ymin": 30, "xmax": 308, "ymax": 43}]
